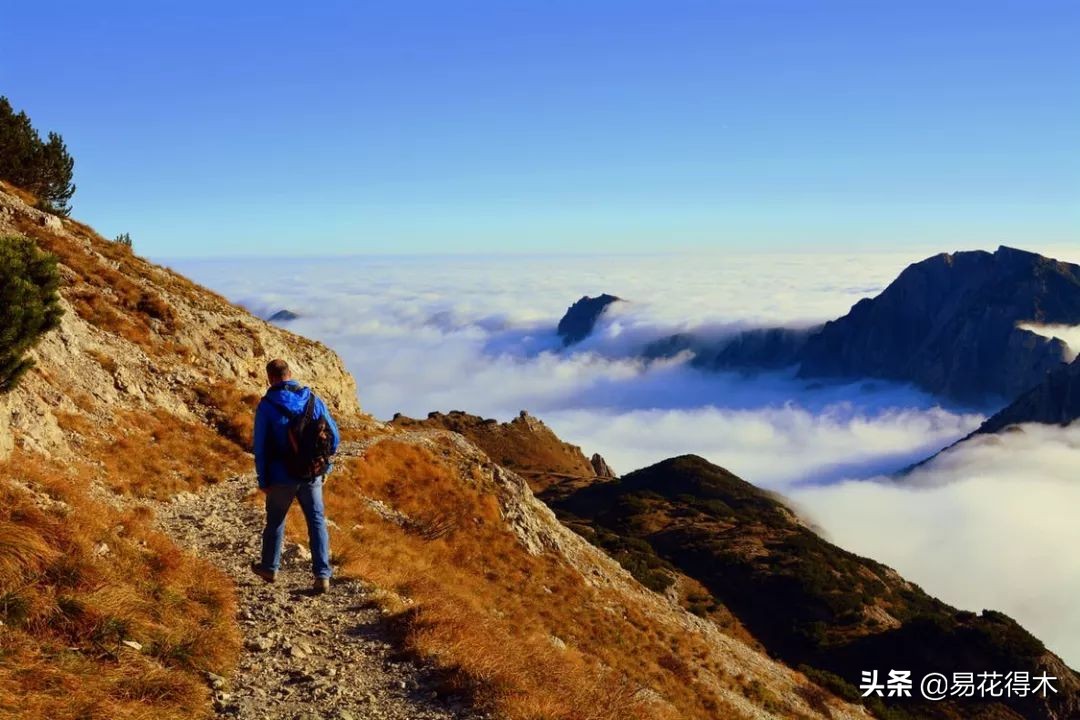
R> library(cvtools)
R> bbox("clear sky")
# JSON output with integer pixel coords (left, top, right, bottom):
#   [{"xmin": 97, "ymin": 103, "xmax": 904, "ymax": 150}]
[{"xmin": 2, "ymin": 1, "xmax": 1077, "ymax": 257}]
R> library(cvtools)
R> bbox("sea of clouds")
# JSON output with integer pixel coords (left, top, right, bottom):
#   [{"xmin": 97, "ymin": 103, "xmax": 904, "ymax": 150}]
[{"xmin": 173, "ymin": 245, "xmax": 1080, "ymax": 666}]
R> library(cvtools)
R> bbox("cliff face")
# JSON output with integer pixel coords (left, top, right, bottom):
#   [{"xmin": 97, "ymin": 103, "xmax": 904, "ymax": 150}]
[{"xmin": 797, "ymin": 246, "xmax": 1080, "ymax": 403}]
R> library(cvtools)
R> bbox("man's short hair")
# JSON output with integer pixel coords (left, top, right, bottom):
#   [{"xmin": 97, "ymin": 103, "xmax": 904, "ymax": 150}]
[{"xmin": 266, "ymin": 359, "xmax": 291, "ymax": 383}]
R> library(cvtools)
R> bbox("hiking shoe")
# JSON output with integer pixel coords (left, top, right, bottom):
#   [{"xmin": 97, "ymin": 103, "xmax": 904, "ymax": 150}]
[
  {"xmin": 250, "ymin": 563, "xmax": 276, "ymax": 583},
  {"xmin": 313, "ymin": 577, "xmax": 330, "ymax": 595}
]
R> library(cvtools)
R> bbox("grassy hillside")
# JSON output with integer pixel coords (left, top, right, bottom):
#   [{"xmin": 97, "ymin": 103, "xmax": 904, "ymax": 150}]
[{"xmin": 0, "ymin": 183, "xmax": 865, "ymax": 719}]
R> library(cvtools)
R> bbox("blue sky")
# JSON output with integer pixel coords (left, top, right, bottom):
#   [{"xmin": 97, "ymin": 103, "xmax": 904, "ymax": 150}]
[{"xmin": 2, "ymin": 1, "xmax": 1077, "ymax": 256}]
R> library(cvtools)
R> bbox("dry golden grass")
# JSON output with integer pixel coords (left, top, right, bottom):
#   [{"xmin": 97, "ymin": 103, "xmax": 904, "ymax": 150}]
[
  {"xmin": 295, "ymin": 439, "xmax": 756, "ymax": 720},
  {"xmin": 0, "ymin": 179, "xmax": 39, "ymax": 206},
  {"xmin": 12, "ymin": 213, "xmax": 176, "ymax": 353},
  {"xmin": 0, "ymin": 453, "xmax": 240, "ymax": 720},
  {"xmin": 194, "ymin": 381, "xmax": 261, "ymax": 452},
  {"xmin": 65, "ymin": 409, "xmax": 251, "ymax": 499}
]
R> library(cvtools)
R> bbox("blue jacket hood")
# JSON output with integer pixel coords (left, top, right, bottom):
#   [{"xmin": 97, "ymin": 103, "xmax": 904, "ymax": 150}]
[{"xmin": 264, "ymin": 380, "xmax": 312, "ymax": 416}]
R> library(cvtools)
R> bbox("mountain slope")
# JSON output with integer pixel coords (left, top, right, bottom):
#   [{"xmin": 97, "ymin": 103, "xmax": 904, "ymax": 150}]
[
  {"xmin": 409, "ymin": 411, "xmax": 1080, "ymax": 719},
  {"xmin": 0, "ymin": 184, "xmax": 866, "ymax": 720},
  {"xmin": 969, "ymin": 355, "xmax": 1080, "ymax": 435},
  {"xmin": 904, "ymin": 355, "xmax": 1080, "ymax": 473},
  {"xmin": 556, "ymin": 454, "xmax": 1080, "ymax": 720}
]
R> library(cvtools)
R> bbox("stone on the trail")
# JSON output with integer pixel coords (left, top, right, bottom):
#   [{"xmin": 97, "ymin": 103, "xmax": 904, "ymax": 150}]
[
  {"xmin": 245, "ymin": 636, "xmax": 274, "ymax": 652},
  {"xmin": 282, "ymin": 542, "xmax": 312, "ymax": 564},
  {"xmin": 207, "ymin": 671, "xmax": 227, "ymax": 689}
]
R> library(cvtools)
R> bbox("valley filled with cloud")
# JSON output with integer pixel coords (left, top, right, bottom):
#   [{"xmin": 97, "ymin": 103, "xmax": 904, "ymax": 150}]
[{"xmin": 175, "ymin": 245, "xmax": 1080, "ymax": 666}]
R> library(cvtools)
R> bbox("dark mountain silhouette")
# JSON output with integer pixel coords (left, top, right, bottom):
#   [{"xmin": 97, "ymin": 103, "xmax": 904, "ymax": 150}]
[
  {"xmin": 972, "ymin": 355, "xmax": 1080, "ymax": 435},
  {"xmin": 705, "ymin": 326, "xmax": 814, "ymax": 370},
  {"xmin": 556, "ymin": 293, "xmax": 620, "ymax": 346},
  {"xmin": 795, "ymin": 246, "xmax": 1080, "ymax": 403},
  {"xmin": 654, "ymin": 247, "xmax": 1080, "ymax": 404},
  {"xmin": 269, "ymin": 309, "xmax": 299, "ymax": 322},
  {"xmin": 906, "ymin": 355, "xmax": 1080, "ymax": 473},
  {"xmin": 554, "ymin": 454, "xmax": 1080, "ymax": 720}
]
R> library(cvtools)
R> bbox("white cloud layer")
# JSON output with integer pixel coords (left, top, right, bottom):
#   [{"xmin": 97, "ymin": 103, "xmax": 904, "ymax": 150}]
[
  {"xmin": 172, "ymin": 246, "xmax": 1080, "ymax": 667},
  {"xmin": 794, "ymin": 424, "xmax": 1080, "ymax": 666}
]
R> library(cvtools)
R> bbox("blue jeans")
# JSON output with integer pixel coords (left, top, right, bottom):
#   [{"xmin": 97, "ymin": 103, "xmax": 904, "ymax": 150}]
[{"xmin": 260, "ymin": 479, "xmax": 332, "ymax": 579}]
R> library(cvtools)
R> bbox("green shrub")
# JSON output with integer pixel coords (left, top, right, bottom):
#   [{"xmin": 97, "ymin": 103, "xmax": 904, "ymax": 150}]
[{"xmin": 0, "ymin": 235, "xmax": 63, "ymax": 392}]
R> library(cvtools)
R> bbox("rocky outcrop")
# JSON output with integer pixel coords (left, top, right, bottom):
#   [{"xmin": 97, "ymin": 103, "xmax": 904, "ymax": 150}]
[
  {"xmin": 556, "ymin": 293, "xmax": 621, "ymax": 346},
  {"xmin": 589, "ymin": 452, "xmax": 615, "ymax": 478},
  {"xmin": 796, "ymin": 246, "xmax": 1080, "ymax": 403},
  {"xmin": 390, "ymin": 409, "xmax": 600, "ymax": 494}
]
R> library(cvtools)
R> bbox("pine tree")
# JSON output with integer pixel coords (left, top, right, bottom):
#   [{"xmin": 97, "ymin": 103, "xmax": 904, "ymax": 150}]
[
  {"xmin": 36, "ymin": 132, "xmax": 76, "ymax": 216},
  {"xmin": 0, "ymin": 235, "xmax": 64, "ymax": 393},
  {"xmin": 0, "ymin": 97, "xmax": 76, "ymax": 216},
  {"xmin": 0, "ymin": 97, "xmax": 41, "ymax": 189}
]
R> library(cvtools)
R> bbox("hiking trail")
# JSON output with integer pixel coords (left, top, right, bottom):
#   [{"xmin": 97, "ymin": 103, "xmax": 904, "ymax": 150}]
[{"xmin": 154, "ymin": 436, "xmax": 487, "ymax": 720}]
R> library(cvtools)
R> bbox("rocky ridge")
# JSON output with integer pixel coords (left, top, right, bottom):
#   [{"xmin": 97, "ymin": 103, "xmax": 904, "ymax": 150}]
[{"xmin": 648, "ymin": 246, "xmax": 1080, "ymax": 404}]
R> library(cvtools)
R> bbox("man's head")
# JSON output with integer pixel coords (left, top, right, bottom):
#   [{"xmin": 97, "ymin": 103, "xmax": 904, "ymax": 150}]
[{"xmin": 266, "ymin": 359, "xmax": 292, "ymax": 386}]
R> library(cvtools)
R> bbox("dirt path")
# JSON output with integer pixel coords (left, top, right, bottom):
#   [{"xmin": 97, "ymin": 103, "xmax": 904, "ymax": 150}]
[{"xmin": 155, "ymin": 443, "xmax": 486, "ymax": 720}]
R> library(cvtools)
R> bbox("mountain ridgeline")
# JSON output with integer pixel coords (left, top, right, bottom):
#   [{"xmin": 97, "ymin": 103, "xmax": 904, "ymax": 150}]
[
  {"xmin": 436, "ymin": 410, "xmax": 1080, "ymax": 720},
  {"xmin": 566, "ymin": 247, "xmax": 1080, "ymax": 406}
]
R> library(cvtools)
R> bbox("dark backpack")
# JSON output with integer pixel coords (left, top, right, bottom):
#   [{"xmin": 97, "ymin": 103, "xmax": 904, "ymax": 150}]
[{"xmin": 276, "ymin": 389, "xmax": 336, "ymax": 480}]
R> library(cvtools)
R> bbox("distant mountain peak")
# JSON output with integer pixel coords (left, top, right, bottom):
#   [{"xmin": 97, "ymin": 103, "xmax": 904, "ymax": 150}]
[
  {"xmin": 556, "ymin": 293, "xmax": 622, "ymax": 346},
  {"xmin": 795, "ymin": 246, "xmax": 1080, "ymax": 403}
]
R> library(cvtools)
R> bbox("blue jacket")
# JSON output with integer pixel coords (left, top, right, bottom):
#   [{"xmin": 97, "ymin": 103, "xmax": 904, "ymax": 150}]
[{"xmin": 253, "ymin": 380, "xmax": 341, "ymax": 488}]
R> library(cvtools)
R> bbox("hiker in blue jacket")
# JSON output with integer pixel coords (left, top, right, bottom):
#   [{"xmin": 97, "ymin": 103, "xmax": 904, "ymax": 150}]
[{"xmin": 251, "ymin": 359, "xmax": 340, "ymax": 594}]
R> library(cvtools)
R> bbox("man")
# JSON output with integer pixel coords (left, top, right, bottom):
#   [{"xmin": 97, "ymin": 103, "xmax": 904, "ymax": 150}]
[{"xmin": 251, "ymin": 359, "xmax": 340, "ymax": 594}]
